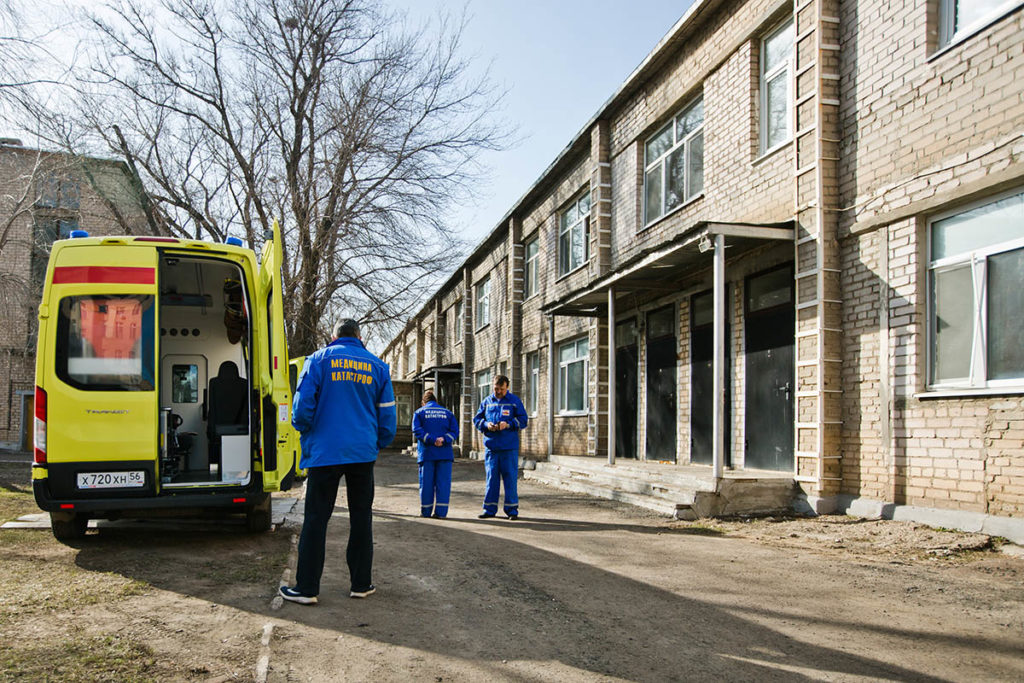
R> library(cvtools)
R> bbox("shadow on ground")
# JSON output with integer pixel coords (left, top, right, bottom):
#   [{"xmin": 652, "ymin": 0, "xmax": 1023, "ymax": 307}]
[{"xmin": 67, "ymin": 453, "xmax": 1020, "ymax": 681}]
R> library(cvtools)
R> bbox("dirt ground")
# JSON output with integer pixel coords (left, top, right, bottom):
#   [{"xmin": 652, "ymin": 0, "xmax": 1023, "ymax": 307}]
[{"xmin": 1, "ymin": 452, "xmax": 1022, "ymax": 682}]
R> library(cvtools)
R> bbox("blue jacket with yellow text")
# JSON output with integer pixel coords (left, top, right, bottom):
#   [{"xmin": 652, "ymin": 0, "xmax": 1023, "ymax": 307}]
[
  {"xmin": 412, "ymin": 400, "xmax": 459, "ymax": 462},
  {"xmin": 292, "ymin": 337, "xmax": 397, "ymax": 468},
  {"xmin": 473, "ymin": 392, "xmax": 528, "ymax": 452}
]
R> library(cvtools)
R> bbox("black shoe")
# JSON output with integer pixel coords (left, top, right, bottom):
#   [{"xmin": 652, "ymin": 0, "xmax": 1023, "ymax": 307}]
[
  {"xmin": 279, "ymin": 586, "xmax": 317, "ymax": 605},
  {"xmin": 478, "ymin": 512, "xmax": 496, "ymax": 519},
  {"xmin": 350, "ymin": 585, "xmax": 376, "ymax": 599},
  {"xmin": 506, "ymin": 513, "xmax": 518, "ymax": 520},
  {"xmin": 431, "ymin": 513, "xmax": 444, "ymax": 519}
]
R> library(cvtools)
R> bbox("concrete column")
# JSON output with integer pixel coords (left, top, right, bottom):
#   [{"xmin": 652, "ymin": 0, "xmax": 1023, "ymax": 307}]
[
  {"xmin": 589, "ymin": 120, "xmax": 612, "ymax": 280},
  {"xmin": 547, "ymin": 314, "xmax": 555, "ymax": 458},
  {"xmin": 507, "ymin": 216, "xmax": 523, "ymax": 392},
  {"xmin": 792, "ymin": 0, "xmax": 843, "ymax": 505},
  {"xmin": 461, "ymin": 267, "xmax": 475, "ymax": 455},
  {"xmin": 712, "ymin": 234, "xmax": 725, "ymax": 481},
  {"xmin": 608, "ymin": 287, "xmax": 616, "ymax": 466}
]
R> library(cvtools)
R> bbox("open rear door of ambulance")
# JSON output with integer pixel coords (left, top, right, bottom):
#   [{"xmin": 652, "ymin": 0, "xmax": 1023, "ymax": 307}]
[
  {"xmin": 40, "ymin": 244, "xmax": 160, "ymax": 507},
  {"xmin": 257, "ymin": 220, "xmax": 294, "ymax": 492}
]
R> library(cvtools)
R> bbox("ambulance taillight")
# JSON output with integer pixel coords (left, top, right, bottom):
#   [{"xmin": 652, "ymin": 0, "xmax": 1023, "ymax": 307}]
[{"xmin": 33, "ymin": 386, "xmax": 46, "ymax": 464}]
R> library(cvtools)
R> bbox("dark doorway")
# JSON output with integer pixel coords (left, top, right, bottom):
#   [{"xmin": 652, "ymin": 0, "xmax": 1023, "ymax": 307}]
[
  {"xmin": 690, "ymin": 290, "xmax": 731, "ymax": 466},
  {"xmin": 744, "ymin": 265, "xmax": 794, "ymax": 471},
  {"xmin": 645, "ymin": 306, "xmax": 677, "ymax": 462},
  {"xmin": 615, "ymin": 318, "xmax": 639, "ymax": 459}
]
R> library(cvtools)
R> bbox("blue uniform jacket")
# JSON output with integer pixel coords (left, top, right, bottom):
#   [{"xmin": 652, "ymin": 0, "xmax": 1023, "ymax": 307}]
[
  {"xmin": 473, "ymin": 391, "xmax": 528, "ymax": 452},
  {"xmin": 411, "ymin": 401, "xmax": 459, "ymax": 463},
  {"xmin": 292, "ymin": 337, "xmax": 397, "ymax": 468}
]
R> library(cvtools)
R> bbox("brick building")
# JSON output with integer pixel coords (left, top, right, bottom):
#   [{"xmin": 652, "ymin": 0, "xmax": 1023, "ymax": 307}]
[
  {"xmin": 381, "ymin": 0, "xmax": 1024, "ymax": 541},
  {"xmin": 0, "ymin": 139, "xmax": 148, "ymax": 449}
]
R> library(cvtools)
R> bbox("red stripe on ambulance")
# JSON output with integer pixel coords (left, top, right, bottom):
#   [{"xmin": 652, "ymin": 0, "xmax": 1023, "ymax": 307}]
[{"xmin": 52, "ymin": 266, "xmax": 156, "ymax": 285}]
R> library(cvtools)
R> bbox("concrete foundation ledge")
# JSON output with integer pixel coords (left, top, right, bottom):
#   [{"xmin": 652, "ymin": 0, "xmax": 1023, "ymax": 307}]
[{"xmin": 795, "ymin": 494, "xmax": 1024, "ymax": 545}]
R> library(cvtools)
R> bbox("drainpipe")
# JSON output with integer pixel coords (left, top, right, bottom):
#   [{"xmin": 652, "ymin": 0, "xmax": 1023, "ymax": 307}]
[
  {"xmin": 712, "ymin": 234, "xmax": 725, "ymax": 483},
  {"xmin": 608, "ymin": 287, "xmax": 616, "ymax": 466},
  {"xmin": 548, "ymin": 314, "xmax": 555, "ymax": 458}
]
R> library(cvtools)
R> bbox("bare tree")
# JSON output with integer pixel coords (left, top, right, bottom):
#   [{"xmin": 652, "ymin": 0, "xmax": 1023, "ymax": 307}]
[{"xmin": 43, "ymin": 0, "xmax": 506, "ymax": 354}]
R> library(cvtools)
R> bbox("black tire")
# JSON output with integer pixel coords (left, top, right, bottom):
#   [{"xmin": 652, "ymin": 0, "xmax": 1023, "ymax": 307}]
[
  {"xmin": 246, "ymin": 495, "xmax": 272, "ymax": 533},
  {"xmin": 51, "ymin": 513, "xmax": 88, "ymax": 542}
]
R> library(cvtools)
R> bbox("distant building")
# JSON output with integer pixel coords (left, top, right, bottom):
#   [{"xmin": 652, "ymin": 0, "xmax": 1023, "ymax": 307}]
[
  {"xmin": 0, "ymin": 138, "xmax": 148, "ymax": 449},
  {"xmin": 384, "ymin": 0, "xmax": 1024, "ymax": 540}
]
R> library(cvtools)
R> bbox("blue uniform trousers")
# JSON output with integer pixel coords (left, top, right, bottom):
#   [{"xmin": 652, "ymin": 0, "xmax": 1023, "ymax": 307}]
[
  {"xmin": 295, "ymin": 461, "xmax": 374, "ymax": 596},
  {"xmin": 419, "ymin": 460, "xmax": 453, "ymax": 518},
  {"xmin": 482, "ymin": 448, "xmax": 518, "ymax": 516}
]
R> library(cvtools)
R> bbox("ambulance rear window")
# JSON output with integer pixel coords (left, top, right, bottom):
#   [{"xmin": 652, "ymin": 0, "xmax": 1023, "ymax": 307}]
[{"xmin": 55, "ymin": 295, "xmax": 155, "ymax": 391}]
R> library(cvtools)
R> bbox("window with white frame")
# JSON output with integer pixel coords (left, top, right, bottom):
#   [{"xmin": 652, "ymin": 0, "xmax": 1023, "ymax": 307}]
[
  {"xmin": 559, "ymin": 192, "xmax": 591, "ymax": 276},
  {"xmin": 475, "ymin": 277, "xmax": 490, "ymax": 329},
  {"xmin": 524, "ymin": 351, "xmax": 540, "ymax": 415},
  {"xmin": 475, "ymin": 369, "xmax": 491, "ymax": 406},
  {"xmin": 525, "ymin": 237, "xmax": 539, "ymax": 299},
  {"xmin": 928, "ymin": 188, "xmax": 1024, "ymax": 389},
  {"xmin": 644, "ymin": 96, "xmax": 704, "ymax": 225},
  {"xmin": 406, "ymin": 341, "xmax": 416, "ymax": 375},
  {"xmin": 939, "ymin": 0, "xmax": 1024, "ymax": 47},
  {"xmin": 761, "ymin": 19, "xmax": 794, "ymax": 153},
  {"xmin": 454, "ymin": 300, "xmax": 464, "ymax": 343},
  {"xmin": 558, "ymin": 337, "xmax": 589, "ymax": 414}
]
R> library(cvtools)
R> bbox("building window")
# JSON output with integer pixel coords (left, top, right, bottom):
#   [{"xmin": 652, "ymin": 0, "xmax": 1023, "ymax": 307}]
[
  {"xmin": 475, "ymin": 369, "xmax": 491, "ymax": 406},
  {"xmin": 761, "ymin": 19, "xmax": 794, "ymax": 153},
  {"xmin": 524, "ymin": 237, "xmax": 539, "ymax": 299},
  {"xmin": 475, "ymin": 277, "xmax": 491, "ymax": 329},
  {"xmin": 644, "ymin": 95, "xmax": 704, "ymax": 225},
  {"xmin": 928, "ymin": 188, "xmax": 1024, "ymax": 389},
  {"xmin": 558, "ymin": 337, "xmax": 589, "ymax": 414},
  {"xmin": 406, "ymin": 341, "xmax": 416, "ymax": 375},
  {"xmin": 37, "ymin": 175, "xmax": 80, "ymax": 210},
  {"xmin": 559, "ymin": 192, "xmax": 591, "ymax": 276},
  {"xmin": 939, "ymin": 0, "xmax": 1024, "ymax": 47},
  {"xmin": 524, "ymin": 351, "xmax": 540, "ymax": 415},
  {"xmin": 454, "ymin": 300, "xmax": 464, "ymax": 343}
]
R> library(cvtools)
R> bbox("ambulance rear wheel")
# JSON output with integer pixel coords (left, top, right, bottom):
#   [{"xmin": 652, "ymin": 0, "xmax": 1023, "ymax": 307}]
[
  {"xmin": 246, "ymin": 495, "xmax": 272, "ymax": 533},
  {"xmin": 51, "ymin": 512, "xmax": 88, "ymax": 542}
]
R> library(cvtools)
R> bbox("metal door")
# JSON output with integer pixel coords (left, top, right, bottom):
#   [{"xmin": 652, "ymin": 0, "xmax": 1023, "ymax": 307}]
[
  {"xmin": 645, "ymin": 307, "xmax": 677, "ymax": 462},
  {"xmin": 615, "ymin": 319, "xmax": 638, "ymax": 459},
  {"xmin": 744, "ymin": 266, "xmax": 794, "ymax": 471},
  {"xmin": 690, "ymin": 291, "xmax": 731, "ymax": 466}
]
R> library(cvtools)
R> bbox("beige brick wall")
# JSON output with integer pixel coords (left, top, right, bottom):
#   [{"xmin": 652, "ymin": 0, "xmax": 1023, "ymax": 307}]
[{"xmin": 837, "ymin": 3, "xmax": 1024, "ymax": 517}]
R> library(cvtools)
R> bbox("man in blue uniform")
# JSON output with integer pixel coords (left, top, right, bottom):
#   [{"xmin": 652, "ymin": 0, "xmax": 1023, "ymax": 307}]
[
  {"xmin": 412, "ymin": 390, "xmax": 459, "ymax": 518},
  {"xmin": 473, "ymin": 374, "xmax": 528, "ymax": 520},
  {"xmin": 279, "ymin": 319, "xmax": 397, "ymax": 605}
]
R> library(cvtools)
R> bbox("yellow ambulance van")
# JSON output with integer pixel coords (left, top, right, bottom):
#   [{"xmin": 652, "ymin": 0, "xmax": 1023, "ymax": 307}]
[{"xmin": 32, "ymin": 221, "xmax": 296, "ymax": 541}]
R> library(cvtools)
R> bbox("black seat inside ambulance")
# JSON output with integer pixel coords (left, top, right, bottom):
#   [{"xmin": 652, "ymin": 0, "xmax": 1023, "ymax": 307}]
[{"xmin": 207, "ymin": 361, "xmax": 248, "ymax": 438}]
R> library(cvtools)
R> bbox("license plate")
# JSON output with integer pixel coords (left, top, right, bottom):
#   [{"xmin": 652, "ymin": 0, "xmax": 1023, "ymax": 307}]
[{"xmin": 76, "ymin": 471, "xmax": 146, "ymax": 490}]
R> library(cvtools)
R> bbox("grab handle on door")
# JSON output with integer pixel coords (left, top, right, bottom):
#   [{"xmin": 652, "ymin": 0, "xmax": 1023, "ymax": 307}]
[{"xmin": 779, "ymin": 382, "xmax": 792, "ymax": 401}]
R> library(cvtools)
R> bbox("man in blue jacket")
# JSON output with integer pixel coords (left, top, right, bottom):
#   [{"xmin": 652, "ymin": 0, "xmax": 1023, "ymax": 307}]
[
  {"xmin": 473, "ymin": 374, "xmax": 528, "ymax": 520},
  {"xmin": 279, "ymin": 319, "xmax": 397, "ymax": 605},
  {"xmin": 411, "ymin": 390, "xmax": 459, "ymax": 519}
]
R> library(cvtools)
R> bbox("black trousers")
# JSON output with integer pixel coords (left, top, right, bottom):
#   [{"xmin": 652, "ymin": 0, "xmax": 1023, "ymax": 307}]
[{"xmin": 295, "ymin": 460, "xmax": 375, "ymax": 596}]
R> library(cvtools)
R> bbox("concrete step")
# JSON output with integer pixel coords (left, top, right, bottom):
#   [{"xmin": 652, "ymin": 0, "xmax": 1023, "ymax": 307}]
[
  {"xmin": 532, "ymin": 462, "xmax": 689, "ymax": 500},
  {"xmin": 543, "ymin": 454, "xmax": 718, "ymax": 492},
  {"xmin": 524, "ymin": 455, "xmax": 795, "ymax": 519},
  {"xmin": 525, "ymin": 469, "xmax": 693, "ymax": 518}
]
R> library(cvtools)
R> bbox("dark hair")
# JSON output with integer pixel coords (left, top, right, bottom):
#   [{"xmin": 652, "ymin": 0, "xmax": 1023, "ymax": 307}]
[
  {"xmin": 334, "ymin": 318, "xmax": 360, "ymax": 339},
  {"xmin": 494, "ymin": 375, "xmax": 509, "ymax": 386},
  {"xmin": 422, "ymin": 390, "xmax": 436, "ymax": 403}
]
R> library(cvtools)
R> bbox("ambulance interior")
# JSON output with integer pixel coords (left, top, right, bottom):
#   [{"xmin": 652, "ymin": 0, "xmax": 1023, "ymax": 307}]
[{"xmin": 158, "ymin": 255, "xmax": 253, "ymax": 487}]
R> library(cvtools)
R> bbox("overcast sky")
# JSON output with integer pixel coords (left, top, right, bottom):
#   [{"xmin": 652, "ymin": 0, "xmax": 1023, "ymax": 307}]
[{"xmin": 387, "ymin": 0, "xmax": 694, "ymax": 245}]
